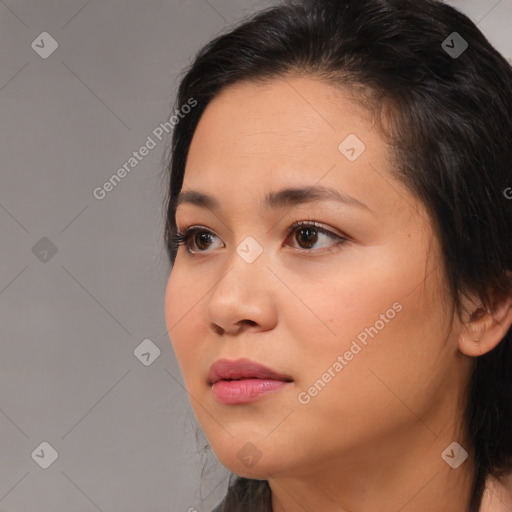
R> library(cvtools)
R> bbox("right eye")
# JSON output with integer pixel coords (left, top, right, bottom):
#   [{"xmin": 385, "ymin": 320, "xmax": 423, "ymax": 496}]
[
  {"xmin": 172, "ymin": 226, "xmax": 223, "ymax": 254},
  {"xmin": 172, "ymin": 221, "xmax": 349, "ymax": 256}
]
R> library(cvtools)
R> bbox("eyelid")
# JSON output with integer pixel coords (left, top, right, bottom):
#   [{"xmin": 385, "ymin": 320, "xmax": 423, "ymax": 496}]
[
  {"xmin": 285, "ymin": 220, "xmax": 347, "ymax": 242},
  {"xmin": 174, "ymin": 220, "xmax": 350, "ymax": 255}
]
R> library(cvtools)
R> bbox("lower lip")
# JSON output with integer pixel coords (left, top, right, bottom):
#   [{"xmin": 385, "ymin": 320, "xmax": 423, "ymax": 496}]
[{"xmin": 211, "ymin": 379, "xmax": 291, "ymax": 405}]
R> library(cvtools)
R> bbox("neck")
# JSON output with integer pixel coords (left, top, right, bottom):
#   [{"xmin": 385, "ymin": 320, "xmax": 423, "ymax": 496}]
[{"xmin": 268, "ymin": 424, "xmax": 476, "ymax": 512}]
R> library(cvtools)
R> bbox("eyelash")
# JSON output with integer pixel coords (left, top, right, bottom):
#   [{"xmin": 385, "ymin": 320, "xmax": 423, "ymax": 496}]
[{"xmin": 171, "ymin": 221, "xmax": 348, "ymax": 256}]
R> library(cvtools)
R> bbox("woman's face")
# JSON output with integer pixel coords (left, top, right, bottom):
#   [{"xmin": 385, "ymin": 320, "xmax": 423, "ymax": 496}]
[{"xmin": 165, "ymin": 77, "xmax": 473, "ymax": 481}]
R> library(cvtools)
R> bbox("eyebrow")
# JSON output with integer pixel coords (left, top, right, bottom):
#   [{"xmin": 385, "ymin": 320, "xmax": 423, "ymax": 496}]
[{"xmin": 175, "ymin": 185, "xmax": 373, "ymax": 214}]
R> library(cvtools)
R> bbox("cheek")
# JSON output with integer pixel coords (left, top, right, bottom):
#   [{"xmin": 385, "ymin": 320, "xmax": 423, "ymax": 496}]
[
  {"xmin": 287, "ymin": 280, "xmax": 401, "ymax": 405},
  {"xmin": 165, "ymin": 268, "xmax": 204, "ymax": 376},
  {"xmin": 285, "ymin": 246, "xmax": 444, "ymax": 406},
  {"xmin": 281, "ymin": 256, "xmax": 405, "ymax": 360}
]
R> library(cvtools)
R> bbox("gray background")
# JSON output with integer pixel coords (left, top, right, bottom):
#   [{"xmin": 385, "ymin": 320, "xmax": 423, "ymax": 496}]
[{"xmin": 0, "ymin": 0, "xmax": 510, "ymax": 511}]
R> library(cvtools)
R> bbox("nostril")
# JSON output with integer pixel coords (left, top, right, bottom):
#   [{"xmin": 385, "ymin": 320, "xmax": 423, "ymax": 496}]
[{"xmin": 211, "ymin": 324, "xmax": 225, "ymax": 335}]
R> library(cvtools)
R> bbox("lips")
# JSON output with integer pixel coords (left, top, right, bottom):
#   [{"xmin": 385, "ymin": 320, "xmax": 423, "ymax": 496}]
[{"xmin": 207, "ymin": 358, "xmax": 293, "ymax": 385}]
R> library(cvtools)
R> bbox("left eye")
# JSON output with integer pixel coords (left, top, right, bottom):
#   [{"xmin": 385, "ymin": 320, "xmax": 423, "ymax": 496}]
[{"xmin": 172, "ymin": 221, "xmax": 348, "ymax": 255}]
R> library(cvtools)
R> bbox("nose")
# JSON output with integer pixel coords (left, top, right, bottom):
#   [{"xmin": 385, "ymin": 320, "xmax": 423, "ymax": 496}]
[{"xmin": 205, "ymin": 250, "xmax": 278, "ymax": 336}]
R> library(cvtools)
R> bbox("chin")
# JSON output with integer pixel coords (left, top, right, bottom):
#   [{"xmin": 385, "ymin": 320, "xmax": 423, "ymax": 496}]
[
  {"xmin": 218, "ymin": 457, "xmax": 276, "ymax": 480},
  {"xmin": 211, "ymin": 443, "xmax": 287, "ymax": 480}
]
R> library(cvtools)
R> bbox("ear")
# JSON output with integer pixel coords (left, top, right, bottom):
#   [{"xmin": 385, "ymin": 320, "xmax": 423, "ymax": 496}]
[{"xmin": 458, "ymin": 285, "xmax": 512, "ymax": 357}]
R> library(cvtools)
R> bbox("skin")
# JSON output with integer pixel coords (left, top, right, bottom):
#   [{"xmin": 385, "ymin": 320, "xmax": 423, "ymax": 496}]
[
  {"xmin": 481, "ymin": 474, "xmax": 512, "ymax": 511},
  {"xmin": 164, "ymin": 76, "xmax": 512, "ymax": 512}
]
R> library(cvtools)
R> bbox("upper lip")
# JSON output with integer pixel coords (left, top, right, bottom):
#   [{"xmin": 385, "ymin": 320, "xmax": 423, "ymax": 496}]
[{"xmin": 207, "ymin": 358, "xmax": 293, "ymax": 385}]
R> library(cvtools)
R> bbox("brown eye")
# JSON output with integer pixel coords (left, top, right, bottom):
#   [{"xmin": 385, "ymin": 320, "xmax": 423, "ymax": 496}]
[
  {"xmin": 172, "ymin": 227, "xmax": 220, "ymax": 253},
  {"xmin": 287, "ymin": 221, "xmax": 347, "ymax": 253},
  {"xmin": 195, "ymin": 232, "xmax": 215, "ymax": 251},
  {"xmin": 173, "ymin": 221, "xmax": 348, "ymax": 256},
  {"xmin": 294, "ymin": 225, "xmax": 319, "ymax": 249}
]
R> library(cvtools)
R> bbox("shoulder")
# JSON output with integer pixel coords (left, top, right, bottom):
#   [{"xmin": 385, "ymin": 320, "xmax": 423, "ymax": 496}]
[
  {"xmin": 480, "ymin": 473, "xmax": 512, "ymax": 512},
  {"xmin": 208, "ymin": 477, "xmax": 270, "ymax": 511},
  {"xmin": 210, "ymin": 498, "xmax": 225, "ymax": 512}
]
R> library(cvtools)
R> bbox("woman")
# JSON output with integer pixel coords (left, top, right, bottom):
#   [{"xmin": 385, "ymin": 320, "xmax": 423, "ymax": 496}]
[{"xmin": 163, "ymin": 0, "xmax": 512, "ymax": 510}]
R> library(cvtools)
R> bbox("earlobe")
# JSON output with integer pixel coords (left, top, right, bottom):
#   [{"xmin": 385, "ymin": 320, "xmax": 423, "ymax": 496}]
[{"xmin": 458, "ymin": 291, "xmax": 512, "ymax": 358}]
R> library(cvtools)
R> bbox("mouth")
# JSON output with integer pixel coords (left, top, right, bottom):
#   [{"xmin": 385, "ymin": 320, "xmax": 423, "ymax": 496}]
[
  {"xmin": 207, "ymin": 358, "xmax": 293, "ymax": 405},
  {"xmin": 207, "ymin": 358, "xmax": 293, "ymax": 385}
]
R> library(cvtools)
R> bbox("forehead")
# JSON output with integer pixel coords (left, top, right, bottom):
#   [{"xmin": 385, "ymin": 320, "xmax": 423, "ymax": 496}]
[
  {"xmin": 179, "ymin": 77, "xmax": 428, "ymax": 228},
  {"xmin": 188, "ymin": 77, "xmax": 375, "ymax": 157},
  {"xmin": 184, "ymin": 78, "xmax": 379, "ymax": 182}
]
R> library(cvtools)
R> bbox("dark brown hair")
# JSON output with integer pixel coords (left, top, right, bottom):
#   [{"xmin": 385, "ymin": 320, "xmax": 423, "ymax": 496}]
[{"xmin": 161, "ymin": 1, "xmax": 512, "ymax": 510}]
